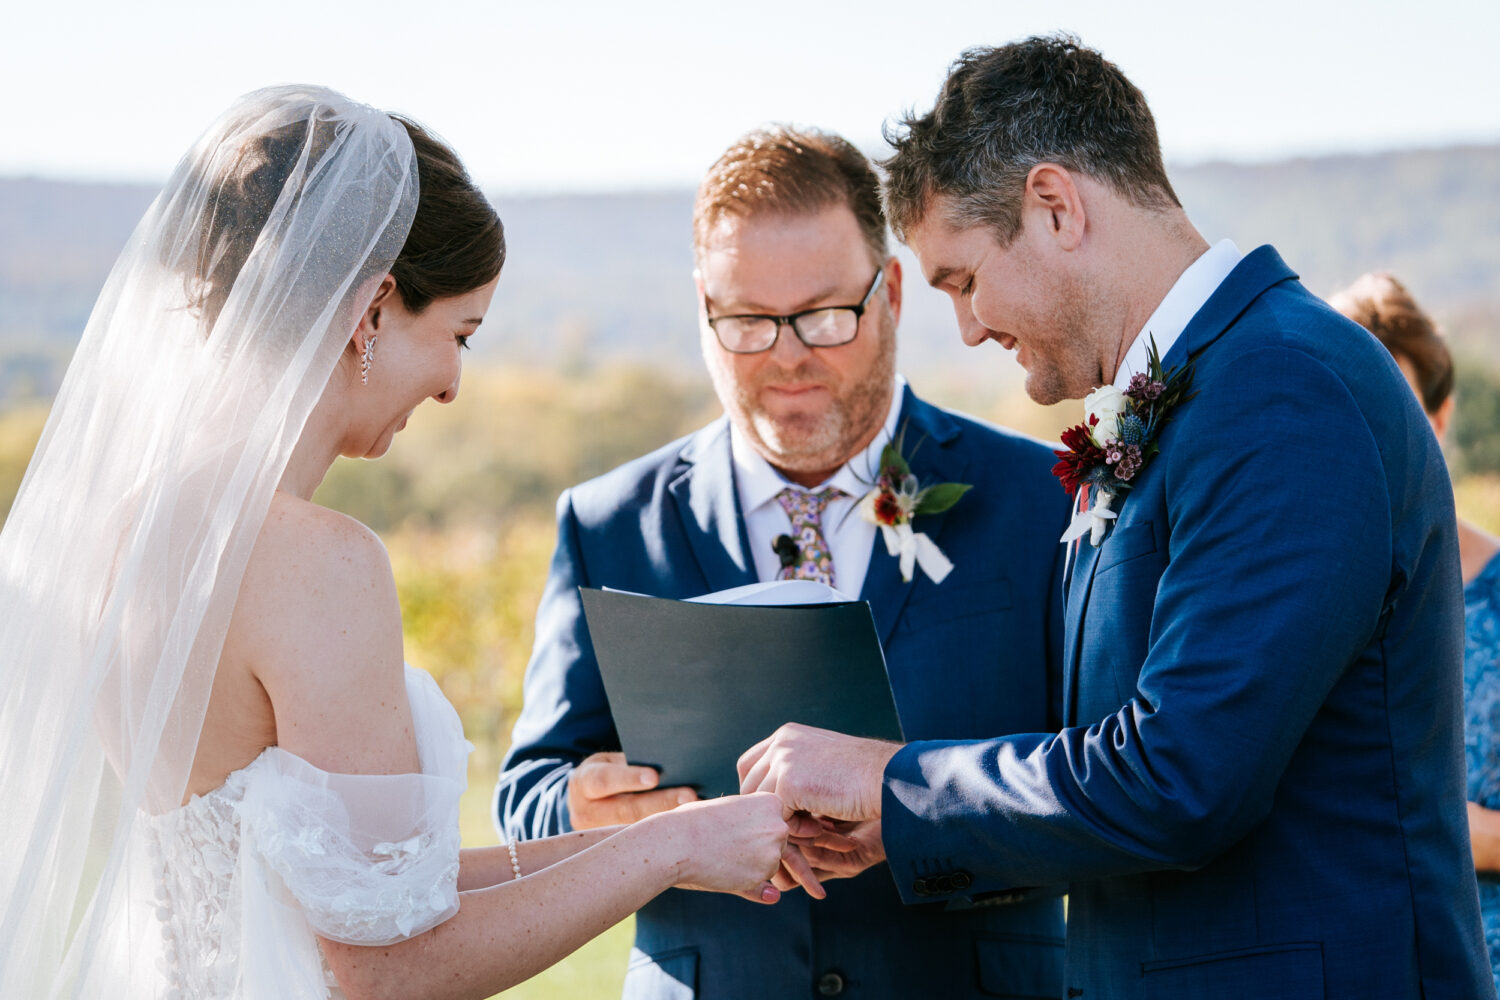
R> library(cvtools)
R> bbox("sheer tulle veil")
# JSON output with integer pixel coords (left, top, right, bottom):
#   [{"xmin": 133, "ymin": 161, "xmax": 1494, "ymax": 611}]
[{"xmin": 0, "ymin": 85, "xmax": 418, "ymax": 996}]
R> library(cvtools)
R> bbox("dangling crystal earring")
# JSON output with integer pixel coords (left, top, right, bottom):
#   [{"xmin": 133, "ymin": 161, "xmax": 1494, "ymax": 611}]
[{"xmin": 360, "ymin": 334, "xmax": 378, "ymax": 385}]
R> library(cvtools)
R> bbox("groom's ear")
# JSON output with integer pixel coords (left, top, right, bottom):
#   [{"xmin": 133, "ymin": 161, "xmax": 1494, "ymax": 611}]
[
  {"xmin": 353, "ymin": 274, "xmax": 398, "ymax": 352},
  {"xmin": 1024, "ymin": 163, "xmax": 1085, "ymax": 252}
]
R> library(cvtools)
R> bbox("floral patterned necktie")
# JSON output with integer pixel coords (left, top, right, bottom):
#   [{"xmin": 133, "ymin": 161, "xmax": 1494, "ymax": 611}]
[{"xmin": 774, "ymin": 486, "xmax": 846, "ymax": 588}]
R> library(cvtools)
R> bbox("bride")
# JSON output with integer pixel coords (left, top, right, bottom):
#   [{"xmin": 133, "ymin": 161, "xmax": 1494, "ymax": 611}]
[{"xmin": 0, "ymin": 86, "xmax": 803, "ymax": 998}]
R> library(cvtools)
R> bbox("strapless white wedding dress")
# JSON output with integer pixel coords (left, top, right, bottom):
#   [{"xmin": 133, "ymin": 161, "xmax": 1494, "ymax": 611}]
[{"xmin": 141, "ymin": 666, "xmax": 471, "ymax": 999}]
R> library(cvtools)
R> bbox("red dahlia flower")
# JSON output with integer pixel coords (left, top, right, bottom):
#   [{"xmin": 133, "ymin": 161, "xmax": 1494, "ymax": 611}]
[{"xmin": 1052, "ymin": 424, "xmax": 1105, "ymax": 496}]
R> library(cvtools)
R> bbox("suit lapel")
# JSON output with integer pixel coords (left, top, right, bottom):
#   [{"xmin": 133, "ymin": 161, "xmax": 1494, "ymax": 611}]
[
  {"xmin": 1062, "ymin": 534, "xmax": 1102, "ymax": 726},
  {"xmin": 1062, "ymin": 244, "xmax": 1299, "ymax": 724},
  {"xmin": 860, "ymin": 388, "xmax": 967, "ymax": 645},
  {"xmin": 667, "ymin": 420, "xmax": 757, "ymax": 595},
  {"xmin": 1164, "ymin": 244, "xmax": 1299, "ymax": 371}
]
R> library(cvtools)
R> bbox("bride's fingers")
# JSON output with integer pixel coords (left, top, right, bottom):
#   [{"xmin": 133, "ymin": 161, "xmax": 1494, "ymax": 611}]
[
  {"xmin": 735, "ymin": 880, "xmax": 782, "ymax": 905},
  {"xmin": 778, "ymin": 843, "xmax": 826, "ymax": 900}
]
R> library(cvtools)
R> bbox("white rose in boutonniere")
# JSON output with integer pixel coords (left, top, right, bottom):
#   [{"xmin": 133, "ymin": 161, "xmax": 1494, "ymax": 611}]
[
  {"xmin": 1052, "ymin": 337, "xmax": 1198, "ymax": 546},
  {"xmin": 1082, "ymin": 385, "xmax": 1129, "ymax": 448}
]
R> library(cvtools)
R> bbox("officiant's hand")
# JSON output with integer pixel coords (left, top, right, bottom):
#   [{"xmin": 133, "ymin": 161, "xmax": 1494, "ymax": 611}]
[
  {"xmin": 568, "ymin": 752, "xmax": 699, "ymax": 829},
  {"xmin": 737, "ymin": 723, "xmax": 899, "ymax": 824}
]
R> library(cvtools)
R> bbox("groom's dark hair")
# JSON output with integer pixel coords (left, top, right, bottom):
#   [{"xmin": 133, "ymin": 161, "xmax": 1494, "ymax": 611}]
[{"xmin": 882, "ymin": 34, "xmax": 1180, "ymax": 244}]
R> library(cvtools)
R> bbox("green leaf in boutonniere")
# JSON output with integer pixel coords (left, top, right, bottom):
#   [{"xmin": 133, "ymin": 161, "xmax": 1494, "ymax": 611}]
[{"xmin": 915, "ymin": 482, "xmax": 972, "ymax": 516}]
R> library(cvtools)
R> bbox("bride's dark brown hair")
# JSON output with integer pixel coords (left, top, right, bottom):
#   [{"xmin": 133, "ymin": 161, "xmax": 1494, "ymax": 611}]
[{"xmin": 191, "ymin": 112, "xmax": 504, "ymax": 325}]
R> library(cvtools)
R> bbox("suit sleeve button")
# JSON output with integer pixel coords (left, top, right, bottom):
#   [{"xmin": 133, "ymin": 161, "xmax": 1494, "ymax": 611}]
[
  {"xmin": 817, "ymin": 971, "xmax": 846, "ymax": 995},
  {"xmin": 952, "ymin": 870, "xmax": 973, "ymax": 890},
  {"xmin": 912, "ymin": 877, "xmax": 931, "ymax": 895}
]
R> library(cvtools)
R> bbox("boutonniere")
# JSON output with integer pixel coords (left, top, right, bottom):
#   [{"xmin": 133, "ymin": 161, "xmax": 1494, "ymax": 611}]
[
  {"xmin": 1053, "ymin": 336, "xmax": 1195, "ymax": 546},
  {"xmin": 857, "ymin": 428, "xmax": 971, "ymax": 584}
]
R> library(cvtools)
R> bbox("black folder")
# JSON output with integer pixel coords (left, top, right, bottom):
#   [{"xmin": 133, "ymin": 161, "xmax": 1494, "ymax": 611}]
[{"xmin": 579, "ymin": 587, "xmax": 905, "ymax": 798}]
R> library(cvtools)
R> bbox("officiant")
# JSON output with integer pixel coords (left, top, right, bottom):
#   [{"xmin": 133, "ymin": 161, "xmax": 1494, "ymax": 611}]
[{"xmin": 496, "ymin": 126, "xmax": 1072, "ymax": 999}]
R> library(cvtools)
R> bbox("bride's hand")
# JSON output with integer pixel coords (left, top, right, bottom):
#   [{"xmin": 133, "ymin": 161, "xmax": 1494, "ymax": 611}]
[{"xmin": 646, "ymin": 792, "xmax": 791, "ymax": 904}]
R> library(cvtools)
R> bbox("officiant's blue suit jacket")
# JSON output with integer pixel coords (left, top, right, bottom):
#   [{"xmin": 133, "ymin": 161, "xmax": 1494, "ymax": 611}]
[
  {"xmin": 497, "ymin": 386, "xmax": 1072, "ymax": 999},
  {"xmin": 881, "ymin": 247, "xmax": 1494, "ymax": 999}
]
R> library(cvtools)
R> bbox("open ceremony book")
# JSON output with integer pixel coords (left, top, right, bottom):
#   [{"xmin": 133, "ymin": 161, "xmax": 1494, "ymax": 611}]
[{"xmin": 579, "ymin": 580, "xmax": 904, "ymax": 797}]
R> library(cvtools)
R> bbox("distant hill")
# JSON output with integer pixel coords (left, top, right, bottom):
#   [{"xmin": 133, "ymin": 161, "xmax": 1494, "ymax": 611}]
[{"xmin": 2, "ymin": 144, "xmax": 1497, "ymax": 403}]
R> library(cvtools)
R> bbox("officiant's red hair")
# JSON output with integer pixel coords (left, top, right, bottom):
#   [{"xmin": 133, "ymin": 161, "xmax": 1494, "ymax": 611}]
[{"xmin": 692, "ymin": 126, "xmax": 888, "ymax": 268}]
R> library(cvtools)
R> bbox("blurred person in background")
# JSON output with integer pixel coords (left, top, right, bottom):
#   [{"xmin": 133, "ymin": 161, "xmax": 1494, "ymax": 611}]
[
  {"xmin": 1332, "ymin": 271, "xmax": 1500, "ymax": 991},
  {"xmin": 497, "ymin": 125, "xmax": 1072, "ymax": 1000}
]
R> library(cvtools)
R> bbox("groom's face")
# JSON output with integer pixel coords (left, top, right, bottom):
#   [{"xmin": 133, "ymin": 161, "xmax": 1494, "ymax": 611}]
[
  {"xmin": 907, "ymin": 200, "xmax": 1101, "ymax": 406},
  {"xmin": 696, "ymin": 205, "xmax": 898, "ymax": 482}
]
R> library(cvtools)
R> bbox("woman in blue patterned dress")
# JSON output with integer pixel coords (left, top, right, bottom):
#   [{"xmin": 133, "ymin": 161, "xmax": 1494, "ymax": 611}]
[{"xmin": 1333, "ymin": 272, "xmax": 1500, "ymax": 988}]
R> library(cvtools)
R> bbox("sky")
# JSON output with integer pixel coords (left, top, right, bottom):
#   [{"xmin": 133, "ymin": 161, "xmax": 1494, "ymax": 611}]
[{"xmin": 5, "ymin": 0, "xmax": 1498, "ymax": 193}]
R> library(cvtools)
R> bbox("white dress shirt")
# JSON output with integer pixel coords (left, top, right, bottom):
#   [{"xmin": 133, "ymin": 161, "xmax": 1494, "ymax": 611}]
[
  {"xmin": 732, "ymin": 375, "xmax": 905, "ymax": 596},
  {"xmin": 1112, "ymin": 239, "xmax": 1242, "ymax": 391}
]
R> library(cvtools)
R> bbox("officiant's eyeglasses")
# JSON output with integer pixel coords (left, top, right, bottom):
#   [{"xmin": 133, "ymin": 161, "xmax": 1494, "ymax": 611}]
[{"xmin": 705, "ymin": 269, "xmax": 885, "ymax": 354}]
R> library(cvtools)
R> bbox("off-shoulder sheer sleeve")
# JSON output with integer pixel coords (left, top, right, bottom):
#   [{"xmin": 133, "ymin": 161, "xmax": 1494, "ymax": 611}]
[{"xmin": 239, "ymin": 666, "xmax": 472, "ymax": 946}]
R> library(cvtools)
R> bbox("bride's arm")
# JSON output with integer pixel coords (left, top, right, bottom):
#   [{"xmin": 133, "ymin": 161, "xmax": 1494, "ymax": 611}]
[
  {"xmin": 457, "ymin": 828, "xmax": 617, "ymax": 890},
  {"xmin": 245, "ymin": 503, "xmax": 788, "ymax": 1000},
  {"xmin": 324, "ymin": 798, "xmax": 783, "ymax": 1000}
]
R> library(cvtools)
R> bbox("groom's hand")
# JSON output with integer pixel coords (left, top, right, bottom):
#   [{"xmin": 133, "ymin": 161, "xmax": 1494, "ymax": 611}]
[
  {"xmin": 568, "ymin": 752, "xmax": 698, "ymax": 829},
  {"xmin": 737, "ymin": 723, "xmax": 899, "ymax": 824},
  {"xmin": 782, "ymin": 818, "xmax": 887, "ymax": 887}
]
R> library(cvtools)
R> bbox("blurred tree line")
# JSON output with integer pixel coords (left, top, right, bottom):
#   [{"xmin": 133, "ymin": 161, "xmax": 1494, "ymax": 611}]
[{"xmin": 4, "ymin": 355, "xmax": 1500, "ymax": 774}]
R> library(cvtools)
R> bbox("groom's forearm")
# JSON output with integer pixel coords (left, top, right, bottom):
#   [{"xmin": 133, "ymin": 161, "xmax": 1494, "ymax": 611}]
[{"xmin": 458, "ymin": 828, "xmax": 620, "ymax": 890}]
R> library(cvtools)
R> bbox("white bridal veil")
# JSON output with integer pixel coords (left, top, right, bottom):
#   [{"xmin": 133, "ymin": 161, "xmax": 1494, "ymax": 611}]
[{"xmin": 0, "ymin": 85, "xmax": 418, "ymax": 996}]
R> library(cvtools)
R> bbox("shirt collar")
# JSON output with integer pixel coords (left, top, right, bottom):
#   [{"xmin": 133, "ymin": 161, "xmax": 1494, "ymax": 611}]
[
  {"xmin": 730, "ymin": 374, "xmax": 906, "ymax": 513},
  {"xmin": 1112, "ymin": 239, "xmax": 1241, "ymax": 390}
]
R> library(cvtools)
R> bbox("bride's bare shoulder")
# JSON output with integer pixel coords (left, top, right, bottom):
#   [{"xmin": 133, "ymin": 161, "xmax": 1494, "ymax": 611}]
[
  {"xmin": 234, "ymin": 492, "xmax": 402, "ymax": 684},
  {"xmin": 255, "ymin": 491, "xmax": 391, "ymax": 575}
]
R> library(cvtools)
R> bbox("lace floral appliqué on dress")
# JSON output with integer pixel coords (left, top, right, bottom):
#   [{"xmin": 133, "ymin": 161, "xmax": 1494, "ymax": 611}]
[{"xmin": 144, "ymin": 666, "xmax": 471, "ymax": 999}]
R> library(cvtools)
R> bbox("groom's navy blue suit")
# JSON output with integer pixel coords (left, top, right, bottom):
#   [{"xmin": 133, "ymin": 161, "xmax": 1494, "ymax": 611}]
[
  {"xmin": 881, "ymin": 247, "xmax": 1494, "ymax": 998},
  {"xmin": 498, "ymin": 386, "xmax": 1071, "ymax": 999}
]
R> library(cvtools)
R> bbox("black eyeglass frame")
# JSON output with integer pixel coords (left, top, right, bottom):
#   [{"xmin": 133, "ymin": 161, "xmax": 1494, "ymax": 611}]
[{"xmin": 704, "ymin": 268, "xmax": 886, "ymax": 354}]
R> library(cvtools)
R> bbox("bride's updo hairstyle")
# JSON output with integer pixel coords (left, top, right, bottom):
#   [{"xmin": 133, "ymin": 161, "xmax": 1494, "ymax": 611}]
[
  {"xmin": 389, "ymin": 117, "xmax": 506, "ymax": 312},
  {"xmin": 188, "ymin": 112, "xmax": 504, "ymax": 329}
]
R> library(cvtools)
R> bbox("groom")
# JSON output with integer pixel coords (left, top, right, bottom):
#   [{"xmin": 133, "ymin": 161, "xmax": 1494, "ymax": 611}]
[
  {"xmin": 497, "ymin": 127, "xmax": 1072, "ymax": 998},
  {"xmin": 739, "ymin": 36, "xmax": 1494, "ymax": 999}
]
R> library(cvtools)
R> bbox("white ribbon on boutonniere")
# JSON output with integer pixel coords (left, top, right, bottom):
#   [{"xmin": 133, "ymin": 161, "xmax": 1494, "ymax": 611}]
[
  {"xmin": 857, "ymin": 427, "xmax": 971, "ymax": 584},
  {"xmin": 1059, "ymin": 490, "xmax": 1116, "ymax": 548},
  {"xmin": 861, "ymin": 494, "xmax": 956, "ymax": 583}
]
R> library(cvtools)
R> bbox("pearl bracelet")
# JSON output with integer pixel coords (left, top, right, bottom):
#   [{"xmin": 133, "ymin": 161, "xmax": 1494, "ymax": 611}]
[{"xmin": 506, "ymin": 836, "xmax": 522, "ymax": 880}]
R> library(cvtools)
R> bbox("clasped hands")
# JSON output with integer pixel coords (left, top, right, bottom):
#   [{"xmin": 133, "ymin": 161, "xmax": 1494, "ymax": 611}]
[{"xmin": 569, "ymin": 724, "xmax": 900, "ymax": 899}]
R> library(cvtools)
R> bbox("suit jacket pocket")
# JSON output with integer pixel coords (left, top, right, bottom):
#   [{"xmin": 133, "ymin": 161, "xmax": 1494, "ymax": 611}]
[
  {"xmin": 974, "ymin": 932, "xmax": 1065, "ymax": 999},
  {"xmin": 623, "ymin": 945, "xmax": 698, "ymax": 1000},
  {"xmin": 1140, "ymin": 942, "xmax": 1324, "ymax": 999},
  {"xmin": 1094, "ymin": 520, "xmax": 1158, "ymax": 574}
]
